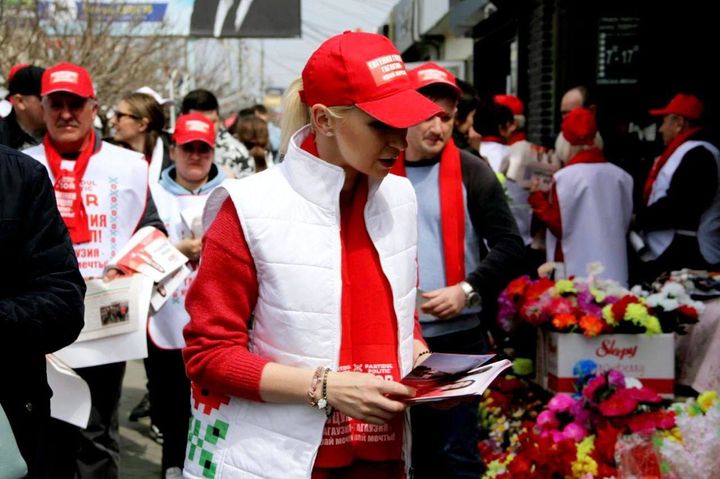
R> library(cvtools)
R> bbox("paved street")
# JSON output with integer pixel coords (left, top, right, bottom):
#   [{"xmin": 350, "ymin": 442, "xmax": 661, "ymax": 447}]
[{"xmin": 119, "ymin": 359, "xmax": 162, "ymax": 478}]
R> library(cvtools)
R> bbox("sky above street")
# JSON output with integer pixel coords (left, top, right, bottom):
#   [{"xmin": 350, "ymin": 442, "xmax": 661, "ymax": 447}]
[{"xmin": 244, "ymin": 0, "xmax": 399, "ymax": 90}]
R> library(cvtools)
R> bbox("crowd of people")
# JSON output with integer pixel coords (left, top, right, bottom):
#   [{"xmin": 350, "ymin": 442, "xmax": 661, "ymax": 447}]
[{"xmin": 1, "ymin": 28, "xmax": 718, "ymax": 479}]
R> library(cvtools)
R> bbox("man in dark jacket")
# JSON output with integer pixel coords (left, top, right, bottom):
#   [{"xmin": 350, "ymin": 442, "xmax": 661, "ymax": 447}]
[
  {"xmin": 0, "ymin": 145, "xmax": 85, "ymax": 478},
  {"xmin": 0, "ymin": 65, "xmax": 45, "ymax": 150},
  {"xmin": 391, "ymin": 63, "xmax": 525, "ymax": 478}
]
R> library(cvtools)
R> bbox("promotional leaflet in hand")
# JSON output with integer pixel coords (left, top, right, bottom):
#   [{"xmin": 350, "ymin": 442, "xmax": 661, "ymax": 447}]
[
  {"xmin": 105, "ymin": 226, "xmax": 188, "ymax": 283},
  {"xmin": 402, "ymin": 353, "xmax": 513, "ymax": 404}
]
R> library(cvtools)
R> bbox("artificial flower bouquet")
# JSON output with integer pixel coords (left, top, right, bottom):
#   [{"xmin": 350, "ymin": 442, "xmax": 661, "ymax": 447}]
[
  {"xmin": 483, "ymin": 364, "xmax": 675, "ymax": 479},
  {"xmin": 497, "ymin": 273, "xmax": 701, "ymax": 337}
]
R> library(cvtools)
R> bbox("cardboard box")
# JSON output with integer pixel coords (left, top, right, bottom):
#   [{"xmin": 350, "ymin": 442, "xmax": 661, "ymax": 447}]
[{"xmin": 536, "ymin": 331, "xmax": 675, "ymax": 397}]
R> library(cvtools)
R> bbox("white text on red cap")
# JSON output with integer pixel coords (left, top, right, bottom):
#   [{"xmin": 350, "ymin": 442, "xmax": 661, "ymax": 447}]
[
  {"xmin": 50, "ymin": 71, "xmax": 79, "ymax": 84},
  {"xmin": 185, "ymin": 120, "xmax": 210, "ymax": 133},
  {"xmin": 366, "ymin": 54, "xmax": 407, "ymax": 86},
  {"xmin": 418, "ymin": 69, "xmax": 450, "ymax": 83}
]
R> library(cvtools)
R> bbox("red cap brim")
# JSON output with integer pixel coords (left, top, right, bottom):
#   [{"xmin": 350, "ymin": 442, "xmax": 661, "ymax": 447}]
[
  {"xmin": 42, "ymin": 85, "xmax": 94, "ymax": 99},
  {"xmin": 648, "ymin": 107, "xmax": 671, "ymax": 117},
  {"xmin": 174, "ymin": 134, "xmax": 214, "ymax": 147},
  {"xmin": 356, "ymin": 88, "xmax": 443, "ymax": 129}
]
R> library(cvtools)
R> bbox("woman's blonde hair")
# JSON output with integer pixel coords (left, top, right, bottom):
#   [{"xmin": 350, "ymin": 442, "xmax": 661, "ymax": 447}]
[
  {"xmin": 279, "ymin": 77, "xmax": 355, "ymax": 155},
  {"xmin": 122, "ymin": 92, "xmax": 165, "ymax": 158}
]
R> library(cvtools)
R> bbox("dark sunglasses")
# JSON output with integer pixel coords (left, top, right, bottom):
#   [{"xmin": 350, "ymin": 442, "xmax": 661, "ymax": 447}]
[
  {"xmin": 179, "ymin": 143, "xmax": 213, "ymax": 155},
  {"xmin": 114, "ymin": 110, "xmax": 140, "ymax": 121}
]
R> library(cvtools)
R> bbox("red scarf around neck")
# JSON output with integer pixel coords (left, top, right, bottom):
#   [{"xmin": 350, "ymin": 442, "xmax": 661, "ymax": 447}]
[
  {"xmin": 566, "ymin": 147, "xmax": 606, "ymax": 167},
  {"xmin": 391, "ymin": 138, "xmax": 466, "ymax": 285},
  {"xmin": 643, "ymin": 127, "xmax": 701, "ymax": 205},
  {"xmin": 44, "ymin": 130, "xmax": 96, "ymax": 244},
  {"xmin": 508, "ymin": 132, "xmax": 527, "ymax": 145},
  {"xmin": 482, "ymin": 135, "xmax": 506, "ymax": 144}
]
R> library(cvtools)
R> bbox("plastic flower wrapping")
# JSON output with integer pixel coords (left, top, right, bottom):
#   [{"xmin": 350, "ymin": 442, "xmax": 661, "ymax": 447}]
[
  {"xmin": 497, "ymin": 272, "xmax": 699, "ymax": 337},
  {"xmin": 652, "ymin": 391, "xmax": 720, "ymax": 479}
]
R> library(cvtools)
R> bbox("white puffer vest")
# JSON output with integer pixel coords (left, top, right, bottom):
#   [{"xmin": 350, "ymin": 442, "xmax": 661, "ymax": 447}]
[
  {"xmin": 546, "ymin": 162, "xmax": 633, "ymax": 284},
  {"xmin": 25, "ymin": 141, "xmax": 148, "ymax": 278},
  {"xmin": 183, "ymin": 126, "xmax": 418, "ymax": 479},
  {"xmin": 645, "ymin": 140, "xmax": 720, "ymax": 263}
]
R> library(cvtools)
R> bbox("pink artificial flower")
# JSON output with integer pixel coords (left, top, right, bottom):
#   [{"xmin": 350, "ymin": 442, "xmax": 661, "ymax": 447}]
[
  {"xmin": 625, "ymin": 386, "xmax": 662, "ymax": 404},
  {"xmin": 562, "ymin": 422, "xmax": 588, "ymax": 442},
  {"xmin": 548, "ymin": 394, "xmax": 576, "ymax": 413},
  {"xmin": 583, "ymin": 374, "xmax": 607, "ymax": 403},
  {"xmin": 607, "ymin": 369, "xmax": 625, "ymax": 388},
  {"xmin": 520, "ymin": 299, "xmax": 546, "ymax": 326},
  {"xmin": 536, "ymin": 410, "xmax": 559, "ymax": 430}
]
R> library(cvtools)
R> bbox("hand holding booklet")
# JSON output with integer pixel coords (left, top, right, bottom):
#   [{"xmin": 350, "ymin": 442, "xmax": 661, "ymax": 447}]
[{"xmin": 402, "ymin": 353, "xmax": 512, "ymax": 404}]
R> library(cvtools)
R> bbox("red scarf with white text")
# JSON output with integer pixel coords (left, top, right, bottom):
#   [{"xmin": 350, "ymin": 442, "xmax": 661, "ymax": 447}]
[
  {"xmin": 44, "ymin": 130, "xmax": 96, "ymax": 244},
  {"xmin": 391, "ymin": 138, "xmax": 466, "ymax": 285},
  {"xmin": 643, "ymin": 127, "xmax": 701, "ymax": 205}
]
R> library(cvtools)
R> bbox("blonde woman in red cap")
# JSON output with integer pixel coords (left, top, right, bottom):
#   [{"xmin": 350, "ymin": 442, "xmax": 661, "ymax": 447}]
[
  {"xmin": 182, "ymin": 31, "xmax": 442, "ymax": 479},
  {"xmin": 635, "ymin": 93, "xmax": 720, "ymax": 281},
  {"xmin": 529, "ymin": 107, "xmax": 633, "ymax": 284}
]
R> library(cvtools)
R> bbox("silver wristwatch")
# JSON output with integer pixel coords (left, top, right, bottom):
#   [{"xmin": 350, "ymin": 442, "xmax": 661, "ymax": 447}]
[{"xmin": 459, "ymin": 281, "xmax": 481, "ymax": 308}]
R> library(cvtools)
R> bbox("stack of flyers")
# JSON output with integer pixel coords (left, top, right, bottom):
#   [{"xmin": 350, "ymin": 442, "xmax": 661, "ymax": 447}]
[{"xmin": 104, "ymin": 226, "xmax": 189, "ymax": 311}]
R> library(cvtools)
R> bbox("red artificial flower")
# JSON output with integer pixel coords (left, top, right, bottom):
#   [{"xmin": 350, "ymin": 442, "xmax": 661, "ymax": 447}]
[
  {"xmin": 579, "ymin": 314, "xmax": 604, "ymax": 336},
  {"xmin": 546, "ymin": 296, "xmax": 574, "ymax": 316},
  {"xmin": 625, "ymin": 386, "xmax": 662, "ymax": 405},
  {"xmin": 628, "ymin": 410, "xmax": 676, "ymax": 433},
  {"xmin": 506, "ymin": 276, "xmax": 531, "ymax": 298},
  {"xmin": 611, "ymin": 295, "xmax": 640, "ymax": 321},
  {"xmin": 594, "ymin": 423, "xmax": 622, "ymax": 465},
  {"xmin": 525, "ymin": 277, "xmax": 555, "ymax": 300},
  {"xmin": 677, "ymin": 304, "xmax": 699, "ymax": 319},
  {"xmin": 552, "ymin": 313, "xmax": 577, "ymax": 330},
  {"xmin": 520, "ymin": 299, "xmax": 546, "ymax": 326},
  {"xmin": 598, "ymin": 388, "xmax": 638, "ymax": 417}
]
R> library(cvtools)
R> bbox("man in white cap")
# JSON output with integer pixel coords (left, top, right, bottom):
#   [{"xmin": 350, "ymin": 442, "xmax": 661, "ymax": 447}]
[{"xmin": 24, "ymin": 62, "xmax": 166, "ymax": 479}]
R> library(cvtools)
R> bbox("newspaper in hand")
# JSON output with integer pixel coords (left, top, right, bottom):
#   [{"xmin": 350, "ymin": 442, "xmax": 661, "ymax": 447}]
[
  {"xmin": 105, "ymin": 226, "xmax": 188, "ymax": 283},
  {"xmin": 402, "ymin": 353, "xmax": 512, "ymax": 404}
]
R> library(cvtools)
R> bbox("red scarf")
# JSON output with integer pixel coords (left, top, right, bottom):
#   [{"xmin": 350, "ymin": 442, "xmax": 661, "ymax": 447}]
[
  {"xmin": 481, "ymin": 135, "xmax": 506, "ymax": 144},
  {"xmin": 643, "ymin": 127, "xmax": 701, "ymax": 205},
  {"xmin": 391, "ymin": 138, "xmax": 466, "ymax": 285},
  {"xmin": 508, "ymin": 132, "xmax": 527, "ymax": 145},
  {"xmin": 566, "ymin": 147, "xmax": 606, "ymax": 166},
  {"xmin": 44, "ymin": 130, "xmax": 96, "ymax": 244}
]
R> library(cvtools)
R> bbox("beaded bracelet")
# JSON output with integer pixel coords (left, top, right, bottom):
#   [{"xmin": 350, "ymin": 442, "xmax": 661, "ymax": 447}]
[{"xmin": 413, "ymin": 350, "xmax": 432, "ymax": 367}]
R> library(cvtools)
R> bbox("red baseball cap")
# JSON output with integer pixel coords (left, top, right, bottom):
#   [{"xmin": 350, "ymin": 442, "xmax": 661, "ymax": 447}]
[
  {"xmin": 494, "ymin": 94, "xmax": 524, "ymax": 116},
  {"xmin": 173, "ymin": 113, "xmax": 215, "ymax": 147},
  {"xmin": 649, "ymin": 93, "xmax": 703, "ymax": 120},
  {"xmin": 41, "ymin": 62, "xmax": 95, "ymax": 98},
  {"xmin": 561, "ymin": 107, "xmax": 597, "ymax": 146},
  {"xmin": 299, "ymin": 31, "xmax": 442, "ymax": 128},
  {"xmin": 409, "ymin": 62, "xmax": 462, "ymax": 98}
]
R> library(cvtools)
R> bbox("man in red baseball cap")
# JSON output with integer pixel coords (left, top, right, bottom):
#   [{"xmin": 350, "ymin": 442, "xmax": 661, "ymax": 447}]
[
  {"xmin": 0, "ymin": 64, "xmax": 46, "ymax": 149},
  {"xmin": 24, "ymin": 62, "xmax": 166, "ymax": 479},
  {"xmin": 529, "ymin": 107, "xmax": 633, "ymax": 284},
  {"xmin": 391, "ymin": 62, "xmax": 525, "ymax": 479},
  {"xmin": 633, "ymin": 93, "xmax": 720, "ymax": 280}
]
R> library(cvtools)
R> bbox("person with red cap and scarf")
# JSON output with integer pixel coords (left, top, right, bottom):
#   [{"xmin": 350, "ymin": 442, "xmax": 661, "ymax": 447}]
[
  {"xmin": 634, "ymin": 93, "xmax": 720, "ymax": 281},
  {"xmin": 529, "ymin": 107, "xmax": 633, "ymax": 284},
  {"xmin": 181, "ymin": 32, "xmax": 442, "ymax": 479},
  {"xmin": 391, "ymin": 62, "xmax": 525, "ymax": 479},
  {"xmin": 24, "ymin": 62, "xmax": 165, "ymax": 479}
]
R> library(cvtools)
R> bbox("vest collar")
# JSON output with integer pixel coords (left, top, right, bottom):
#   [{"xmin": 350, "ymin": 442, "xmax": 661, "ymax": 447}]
[{"xmin": 284, "ymin": 125, "xmax": 384, "ymax": 211}]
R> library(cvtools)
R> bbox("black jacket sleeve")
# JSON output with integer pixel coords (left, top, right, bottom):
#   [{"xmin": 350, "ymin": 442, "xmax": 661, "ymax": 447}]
[
  {"xmin": 635, "ymin": 145, "xmax": 718, "ymax": 232},
  {"xmin": 0, "ymin": 148, "xmax": 86, "ymax": 353},
  {"xmin": 460, "ymin": 150, "xmax": 526, "ymax": 302},
  {"xmin": 137, "ymin": 189, "xmax": 168, "ymax": 235}
]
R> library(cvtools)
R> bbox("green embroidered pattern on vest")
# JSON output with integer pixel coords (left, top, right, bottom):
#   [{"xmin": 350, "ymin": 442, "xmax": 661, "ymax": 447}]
[{"xmin": 187, "ymin": 417, "xmax": 229, "ymax": 478}]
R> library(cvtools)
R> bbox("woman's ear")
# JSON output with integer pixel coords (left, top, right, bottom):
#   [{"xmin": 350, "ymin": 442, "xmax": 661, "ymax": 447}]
[
  {"xmin": 310, "ymin": 104, "xmax": 334, "ymax": 137},
  {"xmin": 138, "ymin": 117, "xmax": 149, "ymax": 133}
]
